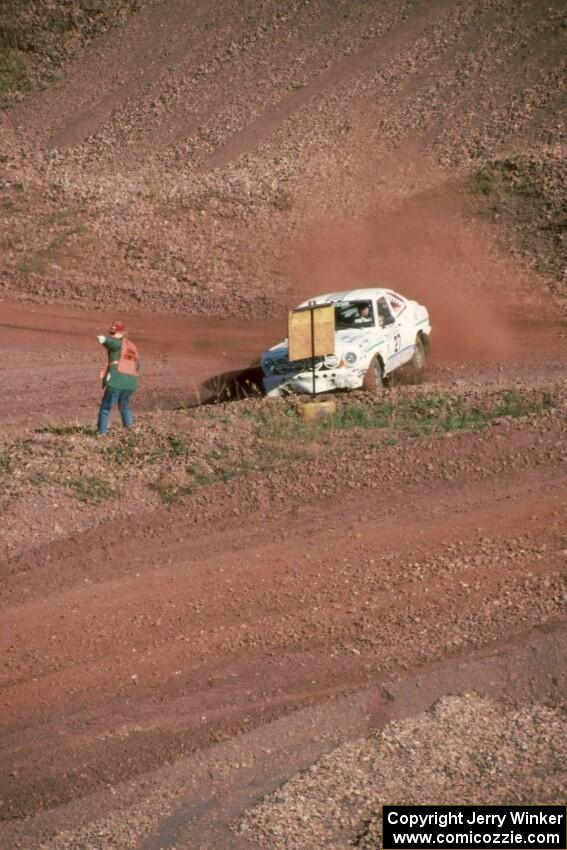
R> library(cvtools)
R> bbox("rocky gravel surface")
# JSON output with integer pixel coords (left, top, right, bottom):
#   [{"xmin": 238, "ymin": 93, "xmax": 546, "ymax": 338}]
[
  {"xmin": 0, "ymin": 378, "xmax": 564, "ymax": 560},
  {"xmin": 237, "ymin": 694, "xmax": 567, "ymax": 850},
  {"xmin": 0, "ymin": 0, "xmax": 140, "ymax": 110},
  {"xmin": 0, "ymin": 374, "xmax": 565, "ymax": 826},
  {"xmin": 0, "ymin": 0, "xmax": 565, "ymax": 317},
  {"xmin": 0, "ymin": 3, "xmax": 565, "ymax": 846}
]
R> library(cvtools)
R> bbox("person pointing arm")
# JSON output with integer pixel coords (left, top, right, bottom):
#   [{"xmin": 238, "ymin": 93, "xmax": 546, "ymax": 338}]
[{"xmin": 96, "ymin": 321, "xmax": 139, "ymax": 436}]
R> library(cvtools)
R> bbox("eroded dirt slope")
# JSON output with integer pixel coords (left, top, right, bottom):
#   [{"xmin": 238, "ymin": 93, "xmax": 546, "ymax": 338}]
[
  {"xmin": 0, "ymin": 0, "xmax": 565, "ymax": 315},
  {"xmin": 0, "ymin": 398, "xmax": 566, "ymax": 846},
  {"xmin": 0, "ymin": 3, "xmax": 566, "ymax": 848}
]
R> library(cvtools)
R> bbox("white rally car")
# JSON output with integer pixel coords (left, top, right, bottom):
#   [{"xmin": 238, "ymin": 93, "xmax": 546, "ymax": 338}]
[{"xmin": 261, "ymin": 288, "xmax": 431, "ymax": 396}]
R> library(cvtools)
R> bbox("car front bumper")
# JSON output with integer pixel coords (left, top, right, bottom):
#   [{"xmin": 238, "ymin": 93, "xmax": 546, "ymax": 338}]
[{"xmin": 263, "ymin": 368, "xmax": 364, "ymax": 397}]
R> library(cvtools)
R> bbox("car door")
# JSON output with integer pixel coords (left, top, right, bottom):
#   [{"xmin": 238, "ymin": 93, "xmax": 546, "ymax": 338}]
[
  {"xmin": 386, "ymin": 292, "xmax": 414, "ymax": 367},
  {"xmin": 375, "ymin": 296, "xmax": 398, "ymax": 371}
]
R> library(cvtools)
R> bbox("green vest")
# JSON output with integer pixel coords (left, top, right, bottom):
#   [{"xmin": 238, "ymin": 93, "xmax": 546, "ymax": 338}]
[{"xmin": 102, "ymin": 337, "xmax": 138, "ymax": 392}]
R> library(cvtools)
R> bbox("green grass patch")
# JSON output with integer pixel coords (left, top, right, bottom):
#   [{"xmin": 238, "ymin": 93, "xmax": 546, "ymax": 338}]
[
  {"xmin": 189, "ymin": 468, "xmax": 239, "ymax": 487},
  {"xmin": 37, "ymin": 423, "xmax": 97, "ymax": 437},
  {"xmin": 327, "ymin": 391, "xmax": 552, "ymax": 437},
  {"xmin": 152, "ymin": 459, "xmax": 252, "ymax": 504},
  {"xmin": 470, "ymin": 156, "xmax": 565, "ymax": 281},
  {"xmin": 0, "ymin": 45, "xmax": 27, "ymax": 108},
  {"xmin": 102, "ymin": 434, "xmax": 140, "ymax": 465},
  {"xmin": 68, "ymin": 475, "xmax": 115, "ymax": 503},
  {"xmin": 102, "ymin": 432, "xmax": 189, "ymax": 466},
  {"xmin": 0, "ymin": 0, "xmax": 140, "ymax": 109},
  {"xmin": 493, "ymin": 389, "xmax": 552, "ymax": 419},
  {"xmin": 253, "ymin": 390, "xmax": 553, "ymax": 444},
  {"xmin": 166, "ymin": 388, "xmax": 552, "ymax": 502},
  {"xmin": 9, "ymin": 388, "xmax": 555, "ymax": 512},
  {"xmin": 167, "ymin": 434, "xmax": 189, "ymax": 456}
]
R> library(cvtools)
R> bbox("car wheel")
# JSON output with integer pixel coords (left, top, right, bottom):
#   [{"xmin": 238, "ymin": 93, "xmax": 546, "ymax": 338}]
[
  {"xmin": 363, "ymin": 355, "xmax": 384, "ymax": 394},
  {"xmin": 405, "ymin": 335, "xmax": 427, "ymax": 384},
  {"xmin": 410, "ymin": 336, "xmax": 426, "ymax": 370}
]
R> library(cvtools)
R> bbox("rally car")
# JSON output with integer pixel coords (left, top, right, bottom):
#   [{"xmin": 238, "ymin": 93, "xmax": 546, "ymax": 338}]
[{"xmin": 261, "ymin": 288, "xmax": 431, "ymax": 396}]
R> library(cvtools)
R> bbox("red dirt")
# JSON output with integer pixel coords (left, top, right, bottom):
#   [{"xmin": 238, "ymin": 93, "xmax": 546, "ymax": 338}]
[
  {"xmin": 1, "ymin": 300, "xmax": 566, "ymax": 848},
  {"xmin": 1, "ymin": 0, "xmax": 564, "ymax": 318},
  {"xmin": 0, "ymin": 377, "xmax": 565, "ymax": 845},
  {"xmin": 0, "ymin": 1, "xmax": 566, "ymax": 847},
  {"xmin": 0, "ymin": 300, "xmax": 284, "ymax": 428},
  {"xmin": 2, "ymin": 297, "xmax": 565, "ymax": 429}
]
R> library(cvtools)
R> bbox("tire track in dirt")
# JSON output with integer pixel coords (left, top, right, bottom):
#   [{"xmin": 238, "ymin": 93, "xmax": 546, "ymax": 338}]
[
  {"xmin": 0, "ymin": 301, "xmax": 283, "ymax": 428},
  {"xmin": 203, "ymin": 0, "xmax": 457, "ymax": 170},
  {"xmin": 1, "ymin": 416, "xmax": 565, "ymax": 820},
  {"xmin": 1, "ymin": 624, "xmax": 564, "ymax": 850}
]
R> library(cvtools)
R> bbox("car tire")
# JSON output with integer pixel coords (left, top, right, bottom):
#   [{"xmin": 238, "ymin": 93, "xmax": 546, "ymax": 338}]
[
  {"xmin": 410, "ymin": 336, "xmax": 426, "ymax": 370},
  {"xmin": 363, "ymin": 355, "xmax": 384, "ymax": 394},
  {"xmin": 405, "ymin": 335, "xmax": 427, "ymax": 384}
]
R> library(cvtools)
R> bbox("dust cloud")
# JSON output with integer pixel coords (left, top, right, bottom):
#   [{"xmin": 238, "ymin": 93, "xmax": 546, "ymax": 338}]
[{"xmin": 284, "ymin": 146, "xmax": 542, "ymax": 361}]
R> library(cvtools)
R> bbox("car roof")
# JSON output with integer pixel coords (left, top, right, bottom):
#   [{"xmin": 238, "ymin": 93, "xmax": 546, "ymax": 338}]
[{"xmin": 296, "ymin": 287, "xmax": 397, "ymax": 307}]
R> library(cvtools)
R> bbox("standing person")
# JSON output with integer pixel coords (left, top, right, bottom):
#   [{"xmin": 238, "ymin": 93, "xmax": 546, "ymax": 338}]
[{"xmin": 96, "ymin": 321, "xmax": 139, "ymax": 436}]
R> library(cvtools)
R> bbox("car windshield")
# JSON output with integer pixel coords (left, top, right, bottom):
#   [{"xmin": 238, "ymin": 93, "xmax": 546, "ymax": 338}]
[{"xmin": 334, "ymin": 300, "xmax": 375, "ymax": 330}]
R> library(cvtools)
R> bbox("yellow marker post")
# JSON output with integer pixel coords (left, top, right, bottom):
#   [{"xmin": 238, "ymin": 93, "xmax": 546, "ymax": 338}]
[{"xmin": 288, "ymin": 302, "xmax": 335, "ymax": 396}]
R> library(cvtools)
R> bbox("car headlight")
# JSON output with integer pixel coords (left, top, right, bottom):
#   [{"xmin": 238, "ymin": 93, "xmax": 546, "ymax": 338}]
[
  {"xmin": 344, "ymin": 351, "xmax": 358, "ymax": 366},
  {"xmin": 324, "ymin": 354, "xmax": 339, "ymax": 368}
]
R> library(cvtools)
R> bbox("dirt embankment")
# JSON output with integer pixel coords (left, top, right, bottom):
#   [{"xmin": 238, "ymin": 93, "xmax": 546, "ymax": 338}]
[
  {"xmin": 0, "ymin": 345, "xmax": 566, "ymax": 833},
  {"xmin": 1, "ymin": 402, "xmax": 566, "ymax": 846},
  {"xmin": 0, "ymin": 0, "xmax": 565, "ymax": 317},
  {"xmin": 0, "ymin": 3, "xmax": 565, "ymax": 848}
]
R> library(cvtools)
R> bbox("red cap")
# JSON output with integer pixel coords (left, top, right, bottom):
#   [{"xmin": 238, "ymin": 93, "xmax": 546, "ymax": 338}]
[{"xmin": 109, "ymin": 321, "xmax": 126, "ymax": 334}]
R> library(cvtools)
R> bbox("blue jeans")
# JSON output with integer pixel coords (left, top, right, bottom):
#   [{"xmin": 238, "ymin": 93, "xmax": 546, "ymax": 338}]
[{"xmin": 97, "ymin": 389, "xmax": 134, "ymax": 434}]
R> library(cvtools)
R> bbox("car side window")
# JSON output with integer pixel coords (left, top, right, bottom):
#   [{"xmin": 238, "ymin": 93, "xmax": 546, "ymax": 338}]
[{"xmin": 377, "ymin": 297, "xmax": 395, "ymax": 327}]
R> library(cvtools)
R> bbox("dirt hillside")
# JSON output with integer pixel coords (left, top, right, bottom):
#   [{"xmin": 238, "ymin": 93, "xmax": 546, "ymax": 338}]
[
  {"xmin": 0, "ymin": 3, "xmax": 565, "ymax": 849},
  {"xmin": 1, "ymin": 0, "xmax": 565, "ymax": 316}
]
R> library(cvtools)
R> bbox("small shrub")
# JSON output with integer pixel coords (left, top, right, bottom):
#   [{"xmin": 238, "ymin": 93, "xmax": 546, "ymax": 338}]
[
  {"xmin": 146, "ymin": 446, "xmax": 168, "ymax": 464},
  {"xmin": 103, "ymin": 434, "xmax": 140, "ymax": 464},
  {"xmin": 168, "ymin": 434, "xmax": 189, "ymax": 456},
  {"xmin": 0, "ymin": 46, "xmax": 27, "ymax": 107},
  {"xmin": 69, "ymin": 475, "xmax": 115, "ymax": 503}
]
